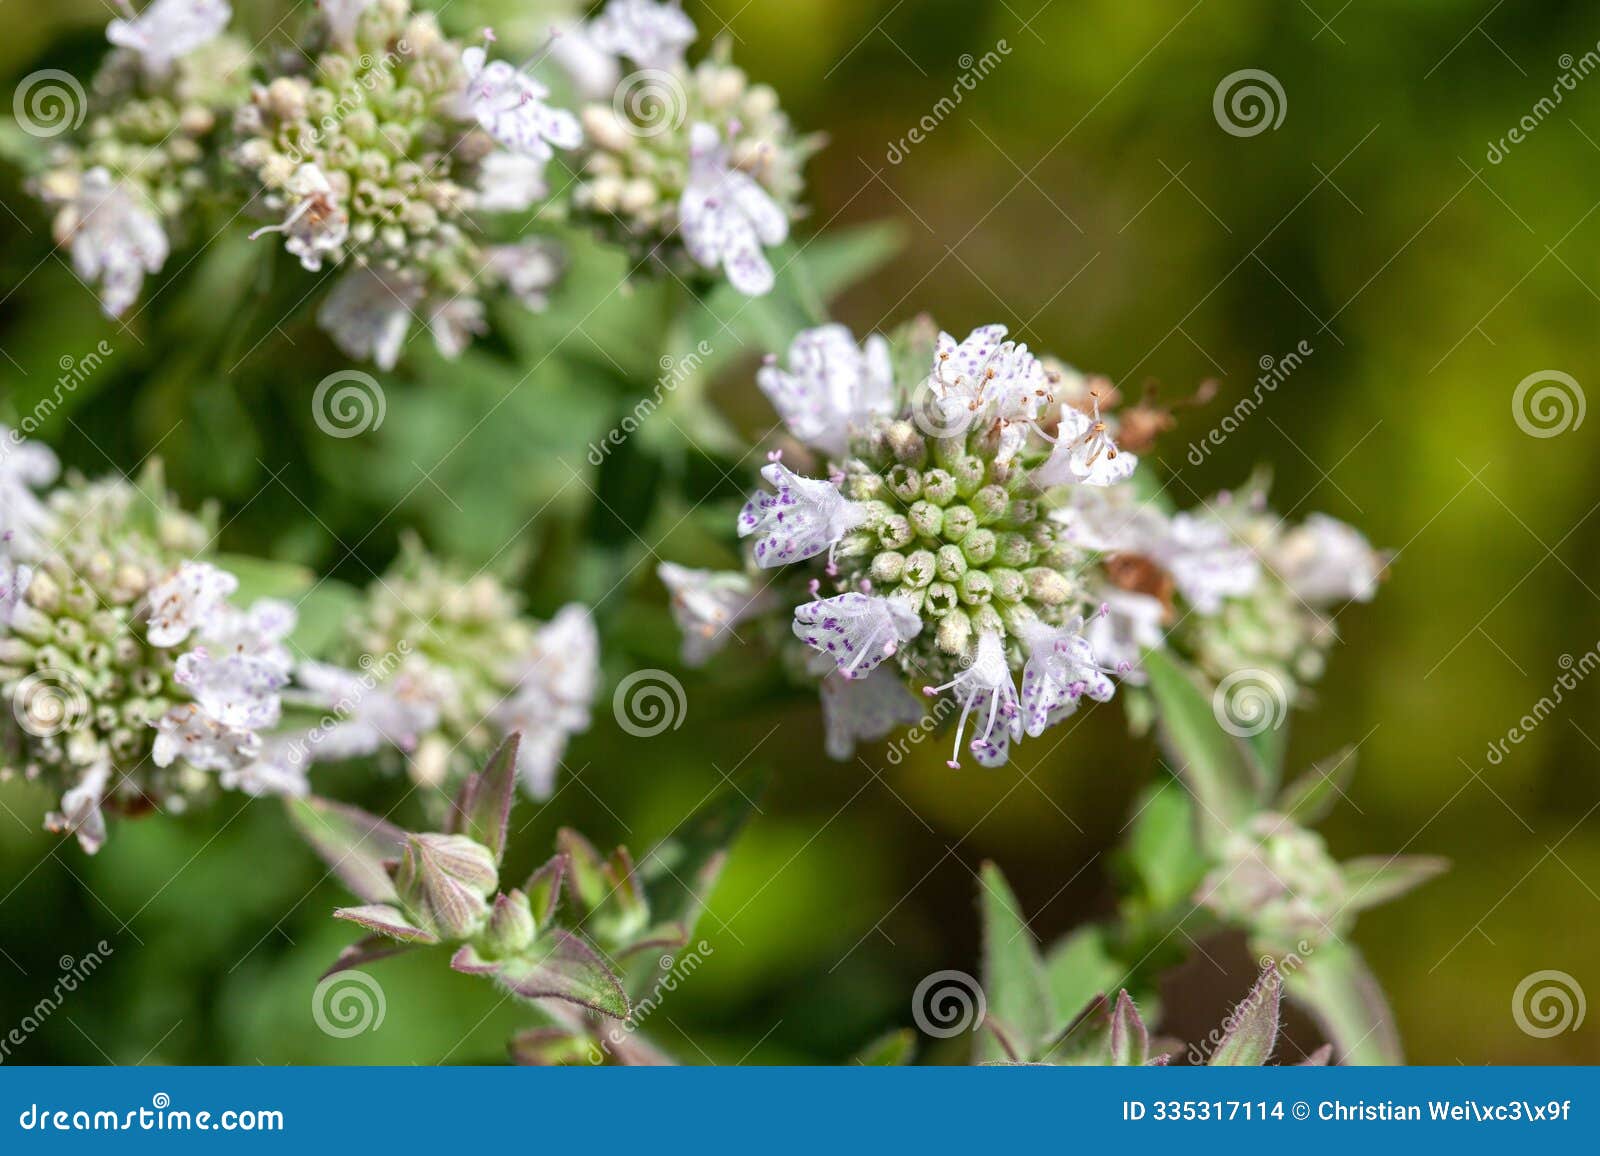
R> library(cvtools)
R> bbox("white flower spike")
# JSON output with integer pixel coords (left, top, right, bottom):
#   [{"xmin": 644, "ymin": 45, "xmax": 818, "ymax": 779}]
[
  {"xmin": 588, "ymin": 0, "xmax": 697, "ymax": 70},
  {"xmin": 1035, "ymin": 392, "xmax": 1137, "ymax": 488},
  {"xmin": 462, "ymin": 38, "xmax": 583, "ymax": 161},
  {"xmin": 680, "ymin": 122, "xmax": 790, "ymax": 296},
  {"xmin": 146, "ymin": 562, "xmax": 238, "ymax": 648}
]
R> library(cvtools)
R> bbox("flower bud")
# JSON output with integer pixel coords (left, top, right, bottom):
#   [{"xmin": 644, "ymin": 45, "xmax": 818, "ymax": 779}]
[
  {"xmin": 480, "ymin": 889, "xmax": 538, "ymax": 958},
  {"xmin": 395, "ymin": 833, "xmax": 498, "ymax": 940}
]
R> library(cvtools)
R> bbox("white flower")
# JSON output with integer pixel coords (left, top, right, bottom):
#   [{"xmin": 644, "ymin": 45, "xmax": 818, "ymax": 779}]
[
  {"xmin": 1155, "ymin": 512, "xmax": 1260, "ymax": 613},
  {"xmin": 221, "ymin": 735, "xmax": 312, "ymax": 798},
  {"xmin": 819, "ymin": 666, "xmax": 925, "ymax": 761},
  {"xmin": 757, "ymin": 325, "xmax": 895, "ymax": 457},
  {"xmin": 680, "ymin": 122, "xmax": 789, "ymax": 296},
  {"xmin": 0, "ymin": 561, "xmax": 32, "ymax": 630},
  {"xmin": 476, "ymin": 151, "xmax": 549, "ymax": 212},
  {"xmin": 927, "ymin": 326, "xmax": 1055, "ymax": 463},
  {"xmin": 145, "ymin": 562, "xmax": 238, "ymax": 648},
  {"xmin": 288, "ymin": 660, "xmax": 440, "ymax": 762},
  {"xmin": 1035, "ymin": 396, "xmax": 1136, "ymax": 488},
  {"xmin": 793, "ymin": 592, "xmax": 920, "ymax": 680},
  {"xmin": 492, "ymin": 604, "xmax": 598, "ymax": 798},
  {"xmin": 247, "ymin": 164, "xmax": 348, "ymax": 272},
  {"xmin": 172, "ymin": 598, "xmax": 296, "ymax": 730},
  {"xmin": 1271, "ymin": 514, "xmax": 1383, "ymax": 605},
  {"xmin": 1015, "ymin": 616, "xmax": 1114, "ymax": 738},
  {"xmin": 1083, "ymin": 587, "xmax": 1165, "ymax": 684},
  {"xmin": 462, "ymin": 42, "xmax": 583, "ymax": 161},
  {"xmin": 548, "ymin": 20, "xmax": 622, "ymax": 101},
  {"xmin": 427, "ymin": 297, "xmax": 486, "ymax": 360},
  {"xmin": 52, "ymin": 168, "xmax": 169, "ymax": 319},
  {"xmin": 107, "ymin": 0, "xmax": 231, "ymax": 75},
  {"xmin": 317, "ymin": 0, "xmax": 371, "ymax": 46},
  {"xmin": 1050, "ymin": 486, "xmax": 1165, "ymax": 554},
  {"xmin": 0, "ymin": 426, "xmax": 60, "ymax": 559},
  {"xmin": 318, "ymin": 266, "xmax": 414, "ymax": 370},
  {"xmin": 658, "ymin": 563, "xmax": 774, "ymax": 667},
  {"xmin": 737, "ymin": 460, "xmax": 865, "ymax": 569},
  {"xmin": 486, "ymin": 241, "xmax": 564, "ymax": 311},
  {"xmin": 588, "ymin": 0, "xmax": 697, "ymax": 70},
  {"xmin": 45, "ymin": 761, "xmax": 111, "ymax": 854},
  {"xmin": 151, "ymin": 703, "xmax": 261, "ymax": 771},
  {"xmin": 922, "ymin": 631, "xmax": 1022, "ymax": 769}
]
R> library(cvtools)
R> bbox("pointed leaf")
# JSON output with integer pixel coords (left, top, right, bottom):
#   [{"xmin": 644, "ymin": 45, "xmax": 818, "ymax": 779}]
[
  {"xmin": 450, "ymin": 733, "xmax": 520, "ymax": 863},
  {"xmin": 1118, "ymin": 781, "xmax": 1208, "ymax": 913},
  {"xmin": 455, "ymin": 930, "xmax": 631, "ymax": 1019},
  {"xmin": 321, "ymin": 935, "xmax": 417, "ymax": 980},
  {"xmin": 287, "ymin": 796, "xmax": 407, "ymax": 905},
  {"xmin": 333, "ymin": 904, "xmax": 439, "ymax": 944},
  {"xmin": 1108, "ymin": 990, "xmax": 1149, "ymax": 1066},
  {"xmin": 524, "ymin": 853, "xmax": 568, "ymax": 925},
  {"xmin": 852, "ymin": 1028, "xmax": 916, "ymax": 1066},
  {"xmin": 557, "ymin": 828, "xmax": 609, "ymax": 912},
  {"xmin": 637, "ymin": 769, "xmax": 766, "ymax": 937},
  {"xmin": 1276, "ymin": 746, "xmax": 1357, "ymax": 825},
  {"xmin": 1299, "ymin": 1043, "xmax": 1335, "ymax": 1066},
  {"xmin": 1210, "ymin": 964, "xmax": 1281, "ymax": 1066},
  {"xmin": 1142, "ymin": 651, "xmax": 1267, "ymax": 842},
  {"xmin": 1340, "ymin": 855, "xmax": 1448, "ymax": 914},
  {"xmin": 1281, "ymin": 939, "xmax": 1402, "ymax": 1065},
  {"xmin": 977, "ymin": 862, "xmax": 1053, "ymax": 1064},
  {"xmin": 1043, "ymin": 926, "xmax": 1123, "ymax": 1037}
]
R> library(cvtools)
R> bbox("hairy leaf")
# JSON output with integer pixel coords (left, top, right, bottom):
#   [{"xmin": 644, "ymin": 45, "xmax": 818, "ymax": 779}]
[{"xmin": 287, "ymin": 796, "xmax": 407, "ymax": 905}]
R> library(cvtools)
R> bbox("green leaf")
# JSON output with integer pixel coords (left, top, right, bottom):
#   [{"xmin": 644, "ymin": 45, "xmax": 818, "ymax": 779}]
[
  {"xmin": 448, "ymin": 733, "xmax": 519, "ymax": 864},
  {"xmin": 523, "ymin": 853, "xmax": 567, "ymax": 927},
  {"xmin": 1043, "ymin": 925, "xmax": 1123, "ymax": 1035},
  {"xmin": 977, "ymin": 862, "xmax": 1053, "ymax": 1064},
  {"xmin": 332, "ymin": 904, "xmax": 438, "ymax": 944},
  {"xmin": 286, "ymin": 796, "xmax": 407, "ymax": 906},
  {"xmin": 508, "ymin": 1027, "xmax": 600, "ymax": 1067},
  {"xmin": 209, "ymin": 554, "xmax": 315, "ymax": 604},
  {"xmin": 1210, "ymin": 964, "xmax": 1281, "ymax": 1066},
  {"xmin": 1276, "ymin": 746, "xmax": 1358, "ymax": 825},
  {"xmin": 851, "ymin": 1028, "xmax": 917, "ymax": 1066},
  {"xmin": 790, "ymin": 221, "xmax": 905, "ymax": 303},
  {"xmin": 1142, "ymin": 650, "xmax": 1266, "ymax": 842},
  {"xmin": 1281, "ymin": 939, "xmax": 1402, "ymax": 1064},
  {"xmin": 286, "ymin": 578, "xmax": 364, "ymax": 657},
  {"xmin": 1340, "ymin": 855, "xmax": 1448, "ymax": 914},
  {"xmin": 1119, "ymin": 780, "xmax": 1209, "ymax": 912},
  {"xmin": 453, "ymin": 930, "xmax": 631, "ymax": 1019},
  {"xmin": 636, "ymin": 769, "xmax": 766, "ymax": 939}
]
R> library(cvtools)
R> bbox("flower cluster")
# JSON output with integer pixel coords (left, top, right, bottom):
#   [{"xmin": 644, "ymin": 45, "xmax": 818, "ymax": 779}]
[
  {"xmin": 566, "ymin": 2, "xmax": 818, "ymax": 294},
  {"xmin": 336, "ymin": 538, "xmax": 598, "ymax": 799},
  {"xmin": 233, "ymin": 0, "xmax": 575, "ymax": 367},
  {"xmin": 0, "ymin": 437, "xmax": 304, "ymax": 852},
  {"xmin": 659, "ymin": 319, "xmax": 1387, "ymax": 770},
  {"xmin": 29, "ymin": 0, "xmax": 249, "ymax": 317}
]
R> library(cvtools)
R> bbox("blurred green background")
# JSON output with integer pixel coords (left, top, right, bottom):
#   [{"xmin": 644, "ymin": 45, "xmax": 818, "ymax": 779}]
[{"xmin": 2, "ymin": 0, "xmax": 1598, "ymax": 1064}]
